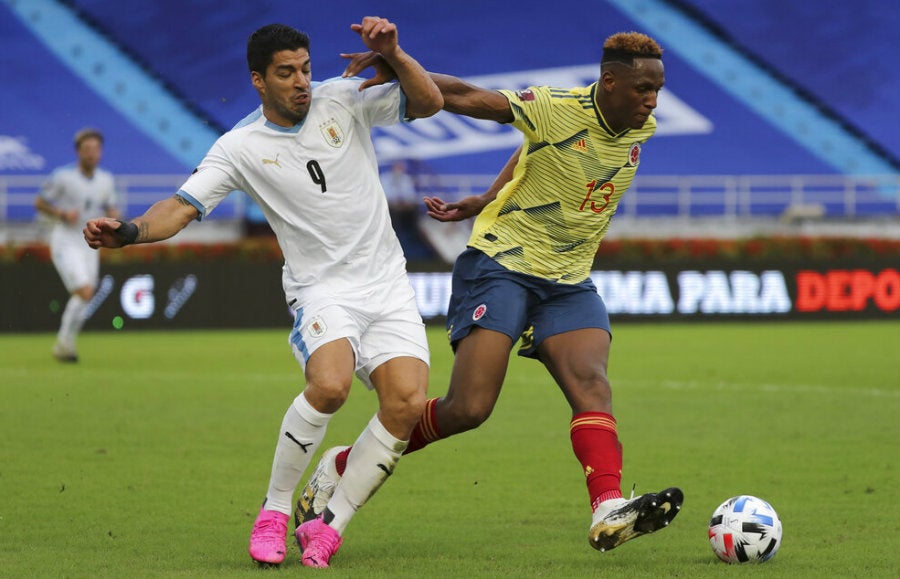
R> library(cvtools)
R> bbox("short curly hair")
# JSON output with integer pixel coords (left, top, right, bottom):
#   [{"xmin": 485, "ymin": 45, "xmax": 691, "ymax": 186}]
[{"xmin": 601, "ymin": 31, "xmax": 663, "ymax": 65}]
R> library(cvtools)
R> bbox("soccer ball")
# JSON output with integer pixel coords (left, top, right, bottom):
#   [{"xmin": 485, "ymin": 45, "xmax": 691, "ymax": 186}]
[{"xmin": 708, "ymin": 495, "xmax": 782, "ymax": 564}]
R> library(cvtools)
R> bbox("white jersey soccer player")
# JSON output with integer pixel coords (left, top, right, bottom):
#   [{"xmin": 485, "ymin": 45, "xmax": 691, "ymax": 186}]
[
  {"xmin": 177, "ymin": 77, "xmax": 428, "ymax": 384},
  {"xmin": 42, "ymin": 164, "xmax": 117, "ymax": 288},
  {"xmin": 38, "ymin": 131, "xmax": 118, "ymax": 362},
  {"xmin": 84, "ymin": 20, "xmax": 442, "ymax": 568}
]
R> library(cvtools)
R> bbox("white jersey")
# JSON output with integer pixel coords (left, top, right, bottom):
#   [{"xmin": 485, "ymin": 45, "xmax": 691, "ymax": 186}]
[
  {"xmin": 179, "ymin": 77, "xmax": 409, "ymax": 306},
  {"xmin": 40, "ymin": 164, "xmax": 117, "ymax": 291},
  {"xmin": 40, "ymin": 164, "xmax": 117, "ymax": 242}
]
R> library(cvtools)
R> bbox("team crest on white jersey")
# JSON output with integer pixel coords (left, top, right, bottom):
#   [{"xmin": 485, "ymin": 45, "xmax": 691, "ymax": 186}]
[
  {"xmin": 319, "ymin": 118, "xmax": 344, "ymax": 148},
  {"xmin": 306, "ymin": 316, "xmax": 327, "ymax": 338},
  {"xmin": 626, "ymin": 142, "xmax": 641, "ymax": 167}
]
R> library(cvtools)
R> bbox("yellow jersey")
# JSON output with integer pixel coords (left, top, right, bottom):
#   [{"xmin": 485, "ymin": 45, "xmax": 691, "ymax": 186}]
[{"xmin": 468, "ymin": 83, "xmax": 656, "ymax": 283}]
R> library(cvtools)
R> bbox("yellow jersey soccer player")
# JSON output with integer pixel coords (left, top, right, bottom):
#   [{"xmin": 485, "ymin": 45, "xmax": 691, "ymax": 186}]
[{"xmin": 302, "ymin": 31, "xmax": 683, "ymax": 552}]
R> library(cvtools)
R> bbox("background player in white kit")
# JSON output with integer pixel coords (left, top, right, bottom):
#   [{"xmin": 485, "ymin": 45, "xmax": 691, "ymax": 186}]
[
  {"xmin": 83, "ymin": 18, "xmax": 442, "ymax": 569},
  {"xmin": 35, "ymin": 128, "xmax": 120, "ymax": 363}
]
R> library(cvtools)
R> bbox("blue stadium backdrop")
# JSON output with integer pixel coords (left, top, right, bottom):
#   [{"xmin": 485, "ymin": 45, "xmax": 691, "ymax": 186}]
[{"xmin": 2, "ymin": 0, "xmax": 897, "ymax": 180}]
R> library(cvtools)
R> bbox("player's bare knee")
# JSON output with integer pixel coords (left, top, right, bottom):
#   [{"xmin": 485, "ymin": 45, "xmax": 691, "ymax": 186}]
[
  {"xmin": 75, "ymin": 286, "xmax": 94, "ymax": 301},
  {"xmin": 383, "ymin": 385, "xmax": 426, "ymax": 430},
  {"xmin": 574, "ymin": 374, "xmax": 613, "ymax": 412},
  {"xmin": 591, "ymin": 373, "xmax": 612, "ymax": 396},
  {"xmin": 303, "ymin": 379, "xmax": 351, "ymax": 413},
  {"xmin": 449, "ymin": 398, "xmax": 494, "ymax": 432}
]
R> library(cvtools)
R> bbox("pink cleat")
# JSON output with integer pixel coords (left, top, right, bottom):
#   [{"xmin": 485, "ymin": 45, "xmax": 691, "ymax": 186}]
[
  {"xmin": 296, "ymin": 517, "xmax": 343, "ymax": 568},
  {"xmin": 248, "ymin": 507, "xmax": 289, "ymax": 565}
]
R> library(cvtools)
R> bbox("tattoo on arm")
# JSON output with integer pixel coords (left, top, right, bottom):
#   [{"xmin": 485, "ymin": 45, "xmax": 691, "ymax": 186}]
[
  {"xmin": 174, "ymin": 195, "xmax": 192, "ymax": 207},
  {"xmin": 136, "ymin": 222, "xmax": 150, "ymax": 242}
]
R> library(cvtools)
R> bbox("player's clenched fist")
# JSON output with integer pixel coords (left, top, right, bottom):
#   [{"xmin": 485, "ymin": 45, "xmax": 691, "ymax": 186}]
[
  {"xmin": 83, "ymin": 217, "xmax": 137, "ymax": 249},
  {"xmin": 351, "ymin": 16, "xmax": 398, "ymax": 55}
]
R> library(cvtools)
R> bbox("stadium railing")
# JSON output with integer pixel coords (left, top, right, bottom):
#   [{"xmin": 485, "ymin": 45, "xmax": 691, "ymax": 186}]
[
  {"xmin": 0, "ymin": 174, "xmax": 245, "ymax": 223},
  {"xmin": 1, "ymin": 172, "xmax": 897, "ymax": 229},
  {"xmin": 413, "ymin": 173, "xmax": 900, "ymax": 220}
]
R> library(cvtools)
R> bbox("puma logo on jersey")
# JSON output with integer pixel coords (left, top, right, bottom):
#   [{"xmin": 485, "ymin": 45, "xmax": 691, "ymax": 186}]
[{"xmin": 262, "ymin": 154, "xmax": 281, "ymax": 168}]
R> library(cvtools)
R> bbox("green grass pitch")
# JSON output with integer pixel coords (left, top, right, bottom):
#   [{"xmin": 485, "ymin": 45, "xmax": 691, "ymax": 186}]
[{"xmin": 1, "ymin": 321, "xmax": 898, "ymax": 579}]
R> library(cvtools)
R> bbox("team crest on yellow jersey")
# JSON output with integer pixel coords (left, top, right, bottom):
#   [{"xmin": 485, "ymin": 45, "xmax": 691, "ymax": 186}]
[
  {"xmin": 319, "ymin": 118, "xmax": 344, "ymax": 148},
  {"xmin": 626, "ymin": 142, "xmax": 642, "ymax": 167}
]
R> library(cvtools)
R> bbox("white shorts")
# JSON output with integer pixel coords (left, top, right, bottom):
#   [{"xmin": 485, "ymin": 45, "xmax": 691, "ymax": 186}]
[
  {"xmin": 288, "ymin": 277, "xmax": 430, "ymax": 389},
  {"xmin": 50, "ymin": 227, "xmax": 100, "ymax": 293}
]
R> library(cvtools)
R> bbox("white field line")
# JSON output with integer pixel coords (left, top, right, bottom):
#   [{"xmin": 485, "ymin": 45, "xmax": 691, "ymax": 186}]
[
  {"xmin": 616, "ymin": 378, "xmax": 900, "ymax": 399},
  {"xmin": 0, "ymin": 367, "xmax": 299, "ymax": 385},
  {"xmin": 3, "ymin": 368, "xmax": 898, "ymax": 399}
]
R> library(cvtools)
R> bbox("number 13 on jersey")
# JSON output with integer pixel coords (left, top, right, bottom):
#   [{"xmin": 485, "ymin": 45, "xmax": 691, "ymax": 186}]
[{"xmin": 578, "ymin": 180, "xmax": 614, "ymax": 213}]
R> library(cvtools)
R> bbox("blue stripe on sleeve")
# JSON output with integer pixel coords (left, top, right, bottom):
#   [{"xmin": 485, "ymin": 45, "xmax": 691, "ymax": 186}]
[{"xmin": 176, "ymin": 190, "xmax": 207, "ymax": 221}]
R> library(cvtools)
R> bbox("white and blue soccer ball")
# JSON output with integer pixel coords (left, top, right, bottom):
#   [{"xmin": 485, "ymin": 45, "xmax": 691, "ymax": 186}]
[{"xmin": 708, "ymin": 495, "xmax": 782, "ymax": 564}]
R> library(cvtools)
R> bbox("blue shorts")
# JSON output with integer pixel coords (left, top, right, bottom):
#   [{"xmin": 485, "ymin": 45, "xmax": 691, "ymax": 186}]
[{"xmin": 446, "ymin": 248, "xmax": 611, "ymax": 359}]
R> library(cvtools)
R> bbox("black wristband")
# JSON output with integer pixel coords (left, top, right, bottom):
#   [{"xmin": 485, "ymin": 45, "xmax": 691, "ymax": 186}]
[{"xmin": 114, "ymin": 220, "xmax": 139, "ymax": 246}]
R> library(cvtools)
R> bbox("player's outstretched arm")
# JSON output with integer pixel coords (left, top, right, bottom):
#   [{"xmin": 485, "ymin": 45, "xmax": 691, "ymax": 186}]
[
  {"xmin": 340, "ymin": 52, "xmax": 512, "ymax": 124},
  {"xmin": 423, "ymin": 195, "xmax": 487, "ymax": 222},
  {"xmin": 350, "ymin": 16, "xmax": 442, "ymax": 119},
  {"xmin": 84, "ymin": 194, "xmax": 198, "ymax": 249},
  {"xmin": 430, "ymin": 73, "xmax": 513, "ymax": 123},
  {"xmin": 425, "ymin": 145, "xmax": 521, "ymax": 222}
]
